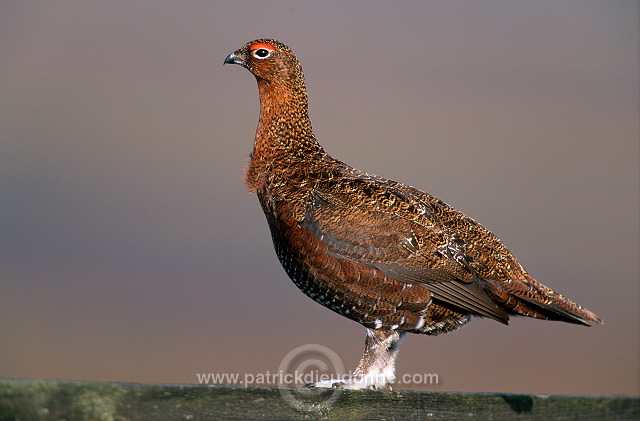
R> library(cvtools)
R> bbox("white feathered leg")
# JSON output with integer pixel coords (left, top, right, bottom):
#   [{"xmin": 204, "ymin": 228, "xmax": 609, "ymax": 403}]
[{"xmin": 308, "ymin": 328, "xmax": 405, "ymax": 390}]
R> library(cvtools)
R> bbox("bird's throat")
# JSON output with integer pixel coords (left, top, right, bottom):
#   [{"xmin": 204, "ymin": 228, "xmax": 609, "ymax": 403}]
[{"xmin": 245, "ymin": 78, "xmax": 323, "ymax": 193}]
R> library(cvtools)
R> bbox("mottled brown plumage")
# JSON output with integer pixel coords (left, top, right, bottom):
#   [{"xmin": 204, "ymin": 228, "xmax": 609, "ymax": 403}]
[{"xmin": 224, "ymin": 39, "xmax": 601, "ymax": 389}]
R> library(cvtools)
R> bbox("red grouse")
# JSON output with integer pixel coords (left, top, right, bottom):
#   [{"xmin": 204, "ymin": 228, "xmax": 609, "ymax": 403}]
[{"xmin": 224, "ymin": 39, "xmax": 601, "ymax": 389}]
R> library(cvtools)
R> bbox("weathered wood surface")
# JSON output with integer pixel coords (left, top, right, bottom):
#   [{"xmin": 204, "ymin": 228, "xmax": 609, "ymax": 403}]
[{"xmin": 0, "ymin": 379, "xmax": 638, "ymax": 421}]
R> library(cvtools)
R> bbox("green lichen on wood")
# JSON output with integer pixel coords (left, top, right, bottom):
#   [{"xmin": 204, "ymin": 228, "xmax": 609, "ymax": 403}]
[{"xmin": 0, "ymin": 379, "xmax": 638, "ymax": 421}]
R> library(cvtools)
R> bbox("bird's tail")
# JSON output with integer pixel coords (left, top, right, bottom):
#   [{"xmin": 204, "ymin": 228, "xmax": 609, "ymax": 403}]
[{"xmin": 484, "ymin": 274, "xmax": 602, "ymax": 326}]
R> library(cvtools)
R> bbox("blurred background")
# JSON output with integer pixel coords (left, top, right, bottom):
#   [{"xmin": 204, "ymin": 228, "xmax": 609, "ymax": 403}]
[{"xmin": 1, "ymin": 1, "xmax": 638, "ymax": 396}]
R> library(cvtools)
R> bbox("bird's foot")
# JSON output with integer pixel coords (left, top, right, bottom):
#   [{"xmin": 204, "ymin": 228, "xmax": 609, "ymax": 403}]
[
  {"xmin": 305, "ymin": 375, "xmax": 392, "ymax": 390},
  {"xmin": 303, "ymin": 328, "xmax": 403, "ymax": 390}
]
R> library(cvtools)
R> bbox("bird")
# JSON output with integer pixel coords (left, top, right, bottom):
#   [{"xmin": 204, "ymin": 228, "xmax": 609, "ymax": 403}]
[{"xmin": 223, "ymin": 39, "xmax": 602, "ymax": 390}]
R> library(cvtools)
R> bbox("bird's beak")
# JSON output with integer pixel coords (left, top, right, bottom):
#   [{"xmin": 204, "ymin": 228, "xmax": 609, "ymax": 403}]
[{"xmin": 224, "ymin": 51, "xmax": 245, "ymax": 66}]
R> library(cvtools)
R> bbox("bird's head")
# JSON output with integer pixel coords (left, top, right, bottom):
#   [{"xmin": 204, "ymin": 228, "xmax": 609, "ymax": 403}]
[{"xmin": 224, "ymin": 39, "xmax": 303, "ymax": 84}]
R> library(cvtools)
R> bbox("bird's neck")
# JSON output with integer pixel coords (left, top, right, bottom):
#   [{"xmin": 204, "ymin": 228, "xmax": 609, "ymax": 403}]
[
  {"xmin": 254, "ymin": 78, "xmax": 318, "ymax": 152},
  {"xmin": 245, "ymin": 77, "xmax": 326, "ymax": 192}
]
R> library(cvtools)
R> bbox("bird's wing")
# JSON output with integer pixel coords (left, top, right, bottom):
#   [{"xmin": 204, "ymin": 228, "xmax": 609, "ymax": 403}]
[{"xmin": 300, "ymin": 182, "xmax": 509, "ymax": 323}]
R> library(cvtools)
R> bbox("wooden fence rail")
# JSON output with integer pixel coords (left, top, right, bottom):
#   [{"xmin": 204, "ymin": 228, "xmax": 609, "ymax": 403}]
[{"xmin": 0, "ymin": 379, "xmax": 637, "ymax": 420}]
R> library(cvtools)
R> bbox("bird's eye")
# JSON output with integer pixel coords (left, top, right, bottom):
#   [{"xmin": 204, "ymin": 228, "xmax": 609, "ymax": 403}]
[{"xmin": 253, "ymin": 48, "xmax": 272, "ymax": 59}]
